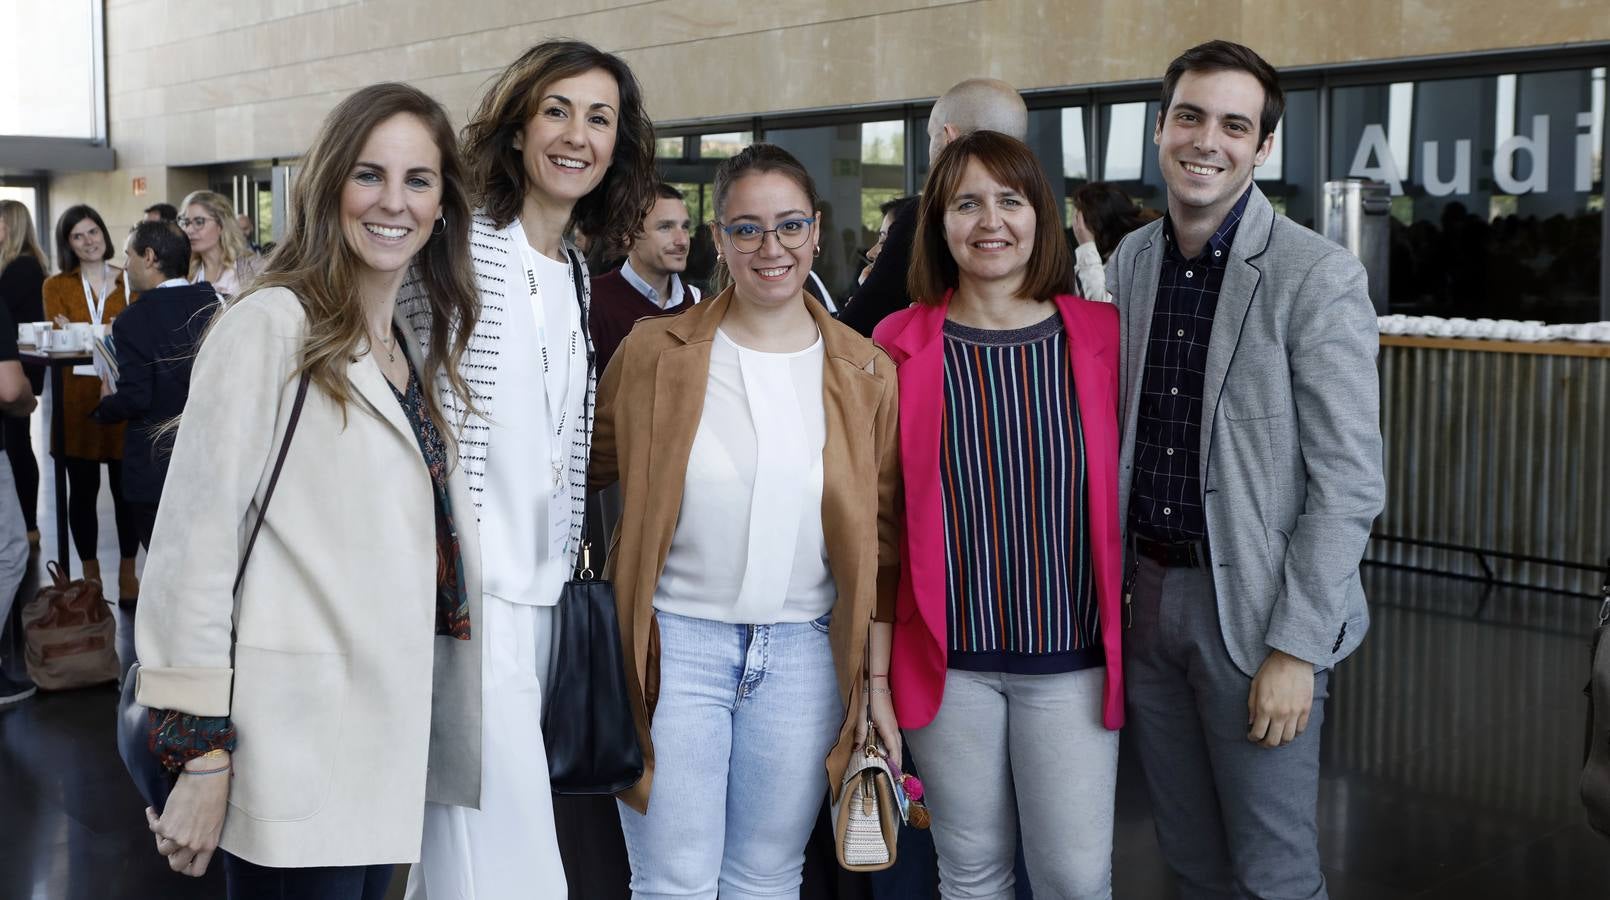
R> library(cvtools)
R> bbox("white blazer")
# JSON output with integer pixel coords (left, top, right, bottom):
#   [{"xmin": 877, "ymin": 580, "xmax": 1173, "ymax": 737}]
[{"xmin": 134, "ymin": 286, "xmax": 483, "ymax": 868}]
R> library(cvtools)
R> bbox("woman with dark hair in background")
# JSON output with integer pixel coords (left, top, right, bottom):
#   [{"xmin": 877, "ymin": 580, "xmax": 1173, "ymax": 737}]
[
  {"xmin": 398, "ymin": 38, "xmax": 657, "ymax": 900},
  {"xmin": 873, "ymin": 132, "xmax": 1125, "ymax": 899},
  {"xmin": 0, "ymin": 199, "xmax": 47, "ymax": 544},
  {"xmin": 591, "ymin": 142, "xmax": 901, "ymax": 897},
  {"xmin": 42, "ymin": 204, "xmax": 138, "ymax": 598},
  {"xmin": 136, "ymin": 81, "xmax": 484, "ymax": 899},
  {"xmin": 1070, "ymin": 181, "xmax": 1148, "ymax": 303}
]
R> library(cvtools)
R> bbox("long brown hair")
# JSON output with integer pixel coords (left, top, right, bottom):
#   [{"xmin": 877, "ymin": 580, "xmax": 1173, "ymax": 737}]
[
  {"xmin": 908, "ymin": 131, "xmax": 1071, "ymax": 304},
  {"xmin": 242, "ymin": 82, "xmax": 478, "ymax": 428},
  {"xmin": 0, "ymin": 200, "xmax": 48, "ymax": 272},
  {"xmin": 461, "ymin": 39, "xmax": 656, "ymax": 250}
]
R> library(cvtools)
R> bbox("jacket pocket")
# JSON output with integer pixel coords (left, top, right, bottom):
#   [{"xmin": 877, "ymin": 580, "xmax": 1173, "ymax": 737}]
[{"xmin": 227, "ymin": 646, "xmax": 348, "ymax": 822}]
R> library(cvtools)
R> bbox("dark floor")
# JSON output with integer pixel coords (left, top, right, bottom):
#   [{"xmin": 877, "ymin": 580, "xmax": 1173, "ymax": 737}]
[{"xmin": 3, "ymin": 437, "xmax": 1607, "ymax": 898}]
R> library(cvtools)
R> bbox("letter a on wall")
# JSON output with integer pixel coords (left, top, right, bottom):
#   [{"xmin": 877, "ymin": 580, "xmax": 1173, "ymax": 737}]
[{"xmin": 1348, "ymin": 124, "xmax": 1405, "ymax": 196}]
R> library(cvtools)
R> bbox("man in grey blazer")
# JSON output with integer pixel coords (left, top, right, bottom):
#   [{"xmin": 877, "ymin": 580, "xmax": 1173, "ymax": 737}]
[{"xmin": 1106, "ymin": 40, "xmax": 1385, "ymax": 899}]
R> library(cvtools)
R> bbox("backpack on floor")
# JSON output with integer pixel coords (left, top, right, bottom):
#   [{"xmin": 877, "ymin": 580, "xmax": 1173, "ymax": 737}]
[{"xmin": 23, "ymin": 560, "xmax": 118, "ymax": 690}]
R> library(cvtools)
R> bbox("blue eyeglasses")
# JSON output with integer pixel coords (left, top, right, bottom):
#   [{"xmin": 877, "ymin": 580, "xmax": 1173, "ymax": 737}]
[{"xmin": 717, "ymin": 217, "xmax": 816, "ymax": 253}]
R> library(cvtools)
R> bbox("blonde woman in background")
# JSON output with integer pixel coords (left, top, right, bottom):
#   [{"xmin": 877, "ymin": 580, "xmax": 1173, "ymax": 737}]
[
  {"xmin": 42, "ymin": 204, "xmax": 139, "ymax": 599},
  {"xmin": 0, "ymin": 200, "xmax": 47, "ymax": 544},
  {"xmin": 178, "ymin": 190, "xmax": 260, "ymax": 298}
]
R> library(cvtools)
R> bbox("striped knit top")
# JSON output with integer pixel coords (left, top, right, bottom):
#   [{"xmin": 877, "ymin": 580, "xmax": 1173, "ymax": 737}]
[{"xmin": 941, "ymin": 312, "xmax": 1101, "ymax": 675}]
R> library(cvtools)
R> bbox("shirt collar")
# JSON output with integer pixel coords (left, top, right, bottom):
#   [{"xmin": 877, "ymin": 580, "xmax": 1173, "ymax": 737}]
[
  {"xmin": 1163, "ymin": 184, "xmax": 1254, "ymax": 263},
  {"xmin": 155, "ymin": 277, "xmax": 191, "ymax": 290},
  {"xmin": 620, "ymin": 258, "xmax": 682, "ymax": 310}
]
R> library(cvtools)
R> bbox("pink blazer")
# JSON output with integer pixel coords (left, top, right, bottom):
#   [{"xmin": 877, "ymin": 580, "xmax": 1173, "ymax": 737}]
[{"xmin": 873, "ymin": 293, "xmax": 1125, "ymax": 731}]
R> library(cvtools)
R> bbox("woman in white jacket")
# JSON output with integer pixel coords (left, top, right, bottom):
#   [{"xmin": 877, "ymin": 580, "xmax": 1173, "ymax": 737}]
[{"xmin": 136, "ymin": 82, "xmax": 484, "ymax": 899}]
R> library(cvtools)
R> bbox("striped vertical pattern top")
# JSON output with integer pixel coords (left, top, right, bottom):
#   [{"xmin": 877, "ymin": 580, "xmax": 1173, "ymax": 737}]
[{"xmin": 940, "ymin": 313, "xmax": 1102, "ymax": 675}]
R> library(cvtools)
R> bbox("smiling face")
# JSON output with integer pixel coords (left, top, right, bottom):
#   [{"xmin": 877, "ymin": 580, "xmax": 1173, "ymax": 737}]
[
  {"xmin": 715, "ymin": 172, "xmax": 818, "ymax": 311},
  {"xmin": 1154, "ymin": 68, "xmax": 1274, "ymax": 225},
  {"xmin": 181, "ymin": 203, "xmax": 220, "ymax": 256},
  {"xmin": 68, "ymin": 216, "xmax": 107, "ymax": 265},
  {"xmin": 628, "ymin": 195, "xmax": 691, "ymax": 278},
  {"xmin": 514, "ymin": 67, "xmax": 619, "ymax": 209},
  {"xmin": 339, "ymin": 112, "xmax": 444, "ymax": 281},
  {"xmin": 942, "ymin": 158, "xmax": 1036, "ymax": 292}
]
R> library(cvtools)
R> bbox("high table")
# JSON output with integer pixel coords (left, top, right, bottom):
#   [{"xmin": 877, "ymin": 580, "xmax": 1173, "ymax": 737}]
[{"xmin": 19, "ymin": 347, "xmax": 93, "ymax": 574}]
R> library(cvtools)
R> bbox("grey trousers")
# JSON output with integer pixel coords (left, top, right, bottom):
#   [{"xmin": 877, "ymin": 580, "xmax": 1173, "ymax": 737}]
[
  {"xmin": 903, "ymin": 666, "xmax": 1118, "ymax": 900},
  {"xmin": 0, "ymin": 457, "xmax": 30, "ymax": 668},
  {"xmin": 1124, "ymin": 557, "xmax": 1329, "ymax": 900}
]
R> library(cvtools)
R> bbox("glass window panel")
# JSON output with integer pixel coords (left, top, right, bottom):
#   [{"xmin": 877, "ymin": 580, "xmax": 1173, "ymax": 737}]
[
  {"xmin": 1098, "ymin": 100, "xmax": 1166, "ymax": 213},
  {"xmin": 766, "ymin": 122, "xmax": 912, "ymax": 301},
  {"xmin": 0, "ymin": 1, "xmax": 100, "ymax": 138},
  {"xmin": 1258, "ymin": 89, "xmax": 1319, "ymax": 228},
  {"xmin": 1062, "ymin": 108, "xmax": 1088, "ymax": 180},
  {"xmin": 655, "ymin": 137, "xmax": 685, "ymax": 159},
  {"xmin": 1330, "ymin": 70, "xmax": 1605, "ymax": 322},
  {"xmin": 699, "ymin": 132, "xmax": 752, "ymax": 159},
  {"xmin": 860, "ymin": 121, "xmax": 904, "ymax": 167}
]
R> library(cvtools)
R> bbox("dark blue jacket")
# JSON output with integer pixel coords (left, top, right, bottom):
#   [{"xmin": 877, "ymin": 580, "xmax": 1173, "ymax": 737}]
[{"xmin": 92, "ymin": 282, "xmax": 218, "ymax": 505}]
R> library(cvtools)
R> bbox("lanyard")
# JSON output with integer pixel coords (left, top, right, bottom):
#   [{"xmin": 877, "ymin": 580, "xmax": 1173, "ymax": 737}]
[
  {"xmin": 514, "ymin": 238, "xmax": 580, "ymax": 444},
  {"xmin": 79, "ymin": 266, "xmax": 117, "ymax": 325}
]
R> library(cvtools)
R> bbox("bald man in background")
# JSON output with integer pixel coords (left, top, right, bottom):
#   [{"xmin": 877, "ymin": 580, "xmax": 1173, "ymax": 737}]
[{"xmin": 837, "ymin": 77, "xmax": 1029, "ymax": 336}]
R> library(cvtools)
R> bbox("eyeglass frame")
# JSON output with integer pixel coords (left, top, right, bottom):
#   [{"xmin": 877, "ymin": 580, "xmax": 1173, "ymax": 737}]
[
  {"xmin": 177, "ymin": 215, "xmax": 216, "ymax": 230},
  {"xmin": 715, "ymin": 216, "xmax": 817, "ymax": 253}
]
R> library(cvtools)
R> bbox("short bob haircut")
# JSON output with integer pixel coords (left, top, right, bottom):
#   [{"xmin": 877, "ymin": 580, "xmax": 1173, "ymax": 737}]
[
  {"xmin": 908, "ymin": 131, "xmax": 1071, "ymax": 304},
  {"xmin": 53, "ymin": 204, "xmax": 115, "ymax": 274},
  {"xmin": 1160, "ymin": 40, "xmax": 1284, "ymax": 145},
  {"xmin": 461, "ymin": 39, "xmax": 657, "ymax": 252}
]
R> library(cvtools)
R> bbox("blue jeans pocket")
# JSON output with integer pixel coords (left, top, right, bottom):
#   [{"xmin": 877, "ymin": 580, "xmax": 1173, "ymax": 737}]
[{"xmin": 809, "ymin": 612, "xmax": 832, "ymax": 634}]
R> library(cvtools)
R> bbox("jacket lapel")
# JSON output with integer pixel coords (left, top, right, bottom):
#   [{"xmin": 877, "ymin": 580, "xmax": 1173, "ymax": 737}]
[
  {"xmin": 348, "ymin": 349, "xmax": 417, "ymax": 448},
  {"xmin": 1199, "ymin": 187, "xmax": 1273, "ymax": 479},
  {"xmin": 1117, "ymin": 224, "xmax": 1162, "ymax": 522},
  {"xmin": 889, "ymin": 298, "xmax": 950, "ymax": 650},
  {"xmin": 645, "ymin": 292, "xmax": 725, "ymax": 548}
]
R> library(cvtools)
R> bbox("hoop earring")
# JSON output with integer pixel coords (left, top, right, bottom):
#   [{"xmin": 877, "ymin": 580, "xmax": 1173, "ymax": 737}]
[{"xmin": 432, "ymin": 215, "xmax": 446, "ymax": 236}]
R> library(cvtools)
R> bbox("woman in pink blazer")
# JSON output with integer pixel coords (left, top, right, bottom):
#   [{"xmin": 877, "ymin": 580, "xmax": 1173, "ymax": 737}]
[{"xmin": 869, "ymin": 131, "xmax": 1124, "ymax": 899}]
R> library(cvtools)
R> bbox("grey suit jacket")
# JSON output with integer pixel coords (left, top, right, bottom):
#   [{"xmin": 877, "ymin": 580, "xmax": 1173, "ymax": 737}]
[{"xmin": 1107, "ymin": 185, "xmax": 1385, "ymax": 675}]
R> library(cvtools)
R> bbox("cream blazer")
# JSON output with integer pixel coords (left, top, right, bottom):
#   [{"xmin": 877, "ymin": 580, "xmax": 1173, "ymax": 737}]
[{"xmin": 134, "ymin": 286, "xmax": 483, "ymax": 868}]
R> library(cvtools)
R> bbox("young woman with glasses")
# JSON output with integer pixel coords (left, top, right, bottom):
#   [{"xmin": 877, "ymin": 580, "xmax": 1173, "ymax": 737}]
[
  {"xmin": 178, "ymin": 190, "xmax": 260, "ymax": 298},
  {"xmin": 590, "ymin": 142, "xmax": 901, "ymax": 897},
  {"xmin": 871, "ymin": 131, "xmax": 1125, "ymax": 899},
  {"xmin": 135, "ymin": 81, "xmax": 483, "ymax": 899}
]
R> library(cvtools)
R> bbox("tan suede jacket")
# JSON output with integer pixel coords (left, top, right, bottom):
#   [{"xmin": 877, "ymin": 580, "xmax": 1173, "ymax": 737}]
[{"xmin": 589, "ymin": 286, "xmax": 900, "ymax": 814}]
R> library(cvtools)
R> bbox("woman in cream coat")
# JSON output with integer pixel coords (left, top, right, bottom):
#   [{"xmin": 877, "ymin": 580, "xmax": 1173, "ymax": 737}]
[{"xmin": 135, "ymin": 82, "xmax": 483, "ymax": 899}]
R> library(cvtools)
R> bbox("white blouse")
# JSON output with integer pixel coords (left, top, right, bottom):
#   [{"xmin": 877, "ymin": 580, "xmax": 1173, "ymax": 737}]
[{"xmin": 652, "ymin": 328, "xmax": 834, "ymax": 624}]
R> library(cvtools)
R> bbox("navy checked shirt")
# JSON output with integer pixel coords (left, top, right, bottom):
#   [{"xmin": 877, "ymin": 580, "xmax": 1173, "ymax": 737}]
[{"xmin": 1129, "ymin": 187, "xmax": 1252, "ymax": 543}]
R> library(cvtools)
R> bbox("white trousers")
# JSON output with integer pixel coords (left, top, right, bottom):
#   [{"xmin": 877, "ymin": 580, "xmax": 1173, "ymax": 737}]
[{"xmin": 406, "ymin": 597, "xmax": 567, "ymax": 899}]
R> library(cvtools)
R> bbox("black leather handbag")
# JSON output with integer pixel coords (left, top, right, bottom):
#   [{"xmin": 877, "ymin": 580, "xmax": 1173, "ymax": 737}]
[
  {"xmin": 117, "ymin": 372, "xmax": 311, "ymax": 812},
  {"xmin": 542, "ymin": 248, "xmax": 644, "ymax": 796},
  {"xmin": 543, "ymin": 539, "xmax": 644, "ymax": 795}
]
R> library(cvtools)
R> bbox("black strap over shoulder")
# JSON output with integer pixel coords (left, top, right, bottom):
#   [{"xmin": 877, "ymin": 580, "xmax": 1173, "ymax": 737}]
[{"xmin": 232, "ymin": 370, "xmax": 313, "ymax": 595}]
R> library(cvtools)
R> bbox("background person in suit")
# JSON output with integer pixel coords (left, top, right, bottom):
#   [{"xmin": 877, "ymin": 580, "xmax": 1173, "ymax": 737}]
[
  {"xmin": 1106, "ymin": 40, "xmax": 1385, "ymax": 899},
  {"xmin": 91, "ymin": 220, "xmax": 219, "ymax": 549},
  {"xmin": 135, "ymin": 82, "xmax": 485, "ymax": 897},
  {"xmin": 837, "ymin": 78, "xmax": 1028, "ymax": 338}
]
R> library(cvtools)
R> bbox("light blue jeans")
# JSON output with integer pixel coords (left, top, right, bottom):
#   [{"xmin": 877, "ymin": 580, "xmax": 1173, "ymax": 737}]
[{"xmin": 618, "ymin": 609, "xmax": 843, "ymax": 899}]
